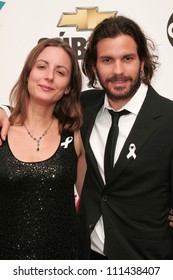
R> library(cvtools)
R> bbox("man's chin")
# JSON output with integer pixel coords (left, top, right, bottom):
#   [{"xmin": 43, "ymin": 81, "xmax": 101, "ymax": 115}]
[{"xmin": 107, "ymin": 90, "xmax": 130, "ymax": 101}]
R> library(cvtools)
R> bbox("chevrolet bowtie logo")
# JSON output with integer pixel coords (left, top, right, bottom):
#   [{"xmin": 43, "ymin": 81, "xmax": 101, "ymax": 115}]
[
  {"xmin": 57, "ymin": 7, "xmax": 117, "ymax": 31},
  {"xmin": 0, "ymin": 1, "xmax": 5, "ymax": 10}
]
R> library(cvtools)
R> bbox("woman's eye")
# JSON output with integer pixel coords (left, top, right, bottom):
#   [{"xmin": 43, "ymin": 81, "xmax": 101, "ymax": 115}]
[
  {"xmin": 37, "ymin": 65, "xmax": 46, "ymax": 69},
  {"xmin": 56, "ymin": 69, "xmax": 67, "ymax": 76},
  {"xmin": 57, "ymin": 71, "xmax": 64, "ymax": 75}
]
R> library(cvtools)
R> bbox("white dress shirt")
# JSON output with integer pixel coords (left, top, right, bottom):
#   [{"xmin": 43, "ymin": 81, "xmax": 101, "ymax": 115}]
[{"xmin": 90, "ymin": 83, "xmax": 148, "ymax": 255}]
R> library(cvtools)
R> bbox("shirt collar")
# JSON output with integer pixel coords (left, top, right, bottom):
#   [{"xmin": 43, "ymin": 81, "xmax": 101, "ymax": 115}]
[{"xmin": 101, "ymin": 83, "xmax": 148, "ymax": 116}]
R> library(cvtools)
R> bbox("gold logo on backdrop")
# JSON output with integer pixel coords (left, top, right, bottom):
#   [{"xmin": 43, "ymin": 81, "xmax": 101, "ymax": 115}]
[{"xmin": 57, "ymin": 7, "xmax": 117, "ymax": 31}]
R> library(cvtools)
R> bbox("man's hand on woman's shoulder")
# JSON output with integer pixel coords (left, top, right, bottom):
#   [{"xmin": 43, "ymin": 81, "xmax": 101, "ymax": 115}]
[{"xmin": 0, "ymin": 108, "xmax": 10, "ymax": 145}]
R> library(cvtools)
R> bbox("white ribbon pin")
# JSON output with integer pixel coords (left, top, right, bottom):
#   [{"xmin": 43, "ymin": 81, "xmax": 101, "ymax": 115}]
[
  {"xmin": 126, "ymin": 143, "xmax": 136, "ymax": 159},
  {"xmin": 61, "ymin": 136, "xmax": 73, "ymax": 149}
]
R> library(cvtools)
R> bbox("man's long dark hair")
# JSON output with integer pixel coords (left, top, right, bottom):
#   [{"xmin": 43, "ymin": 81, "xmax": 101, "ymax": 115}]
[{"xmin": 82, "ymin": 15, "xmax": 159, "ymax": 88}]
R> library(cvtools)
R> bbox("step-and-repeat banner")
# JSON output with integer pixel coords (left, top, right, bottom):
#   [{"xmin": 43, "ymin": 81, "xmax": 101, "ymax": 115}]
[
  {"xmin": 0, "ymin": 0, "xmax": 173, "ymax": 104},
  {"xmin": 0, "ymin": 1, "xmax": 173, "ymax": 279}
]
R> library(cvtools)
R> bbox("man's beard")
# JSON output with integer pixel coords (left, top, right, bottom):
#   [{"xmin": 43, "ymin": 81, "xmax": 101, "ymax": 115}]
[{"xmin": 97, "ymin": 72, "xmax": 141, "ymax": 102}]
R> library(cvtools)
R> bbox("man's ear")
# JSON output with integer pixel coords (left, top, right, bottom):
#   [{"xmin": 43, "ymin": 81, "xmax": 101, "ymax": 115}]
[
  {"xmin": 140, "ymin": 60, "xmax": 144, "ymax": 72},
  {"xmin": 92, "ymin": 66, "xmax": 97, "ymax": 75}
]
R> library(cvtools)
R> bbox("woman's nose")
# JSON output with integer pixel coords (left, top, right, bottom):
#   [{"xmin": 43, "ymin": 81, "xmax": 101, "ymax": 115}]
[{"xmin": 45, "ymin": 69, "xmax": 54, "ymax": 80}]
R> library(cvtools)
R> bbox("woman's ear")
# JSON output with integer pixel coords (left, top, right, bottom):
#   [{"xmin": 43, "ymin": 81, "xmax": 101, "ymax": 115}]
[{"xmin": 64, "ymin": 87, "xmax": 70, "ymax": 95}]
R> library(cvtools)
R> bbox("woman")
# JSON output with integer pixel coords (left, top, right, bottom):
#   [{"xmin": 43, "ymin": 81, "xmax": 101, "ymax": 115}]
[{"xmin": 0, "ymin": 38, "xmax": 86, "ymax": 259}]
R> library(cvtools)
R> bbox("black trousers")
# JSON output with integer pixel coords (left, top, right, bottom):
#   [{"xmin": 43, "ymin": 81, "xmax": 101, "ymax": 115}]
[{"xmin": 90, "ymin": 250, "xmax": 108, "ymax": 260}]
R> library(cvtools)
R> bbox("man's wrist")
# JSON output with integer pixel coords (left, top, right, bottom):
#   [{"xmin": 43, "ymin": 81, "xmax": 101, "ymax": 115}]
[{"xmin": 0, "ymin": 105, "xmax": 11, "ymax": 118}]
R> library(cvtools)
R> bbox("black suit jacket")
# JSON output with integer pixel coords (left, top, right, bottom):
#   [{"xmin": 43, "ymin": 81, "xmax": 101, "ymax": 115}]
[{"xmin": 78, "ymin": 85, "xmax": 173, "ymax": 259}]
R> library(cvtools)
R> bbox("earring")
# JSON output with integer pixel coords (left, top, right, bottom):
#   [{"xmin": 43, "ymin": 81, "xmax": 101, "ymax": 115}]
[{"xmin": 65, "ymin": 90, "xmax": 69, "ymax": 95}]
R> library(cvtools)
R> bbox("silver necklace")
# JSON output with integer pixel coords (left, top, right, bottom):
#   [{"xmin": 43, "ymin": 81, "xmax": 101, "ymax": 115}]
[{"xmin": 24, "ymin": 119, "xmax": 53, "ymax": 151}]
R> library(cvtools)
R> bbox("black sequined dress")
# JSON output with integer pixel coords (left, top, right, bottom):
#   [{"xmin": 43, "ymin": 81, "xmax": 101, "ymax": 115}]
[{"xmin": 0, "ymin": 133, "xmax": 81, "ymax": 260}]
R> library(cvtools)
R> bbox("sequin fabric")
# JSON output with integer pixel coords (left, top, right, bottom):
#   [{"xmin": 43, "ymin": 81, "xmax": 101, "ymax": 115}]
[{"xmin": 0, "ymin": 133, "xmax": 81, "ymax": 260}]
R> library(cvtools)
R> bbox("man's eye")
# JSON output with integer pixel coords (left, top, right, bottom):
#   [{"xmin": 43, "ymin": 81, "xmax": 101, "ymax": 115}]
[
  {"xmin": 124, "ymin": 56, "xmax": 133, "ymax": 61},
  {"xmin": 102, "ymin": 58, "xmax": 111, "ymax": 63}
]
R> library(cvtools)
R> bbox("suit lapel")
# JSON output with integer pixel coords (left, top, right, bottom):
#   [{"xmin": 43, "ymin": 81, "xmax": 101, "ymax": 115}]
[
  {"xmin": 82, "ymin": 93, "xmax": 105, "ymax": 189},
  {"xmin": 107, "ymin": 86, "xmax": 162, "ymax": 185}
]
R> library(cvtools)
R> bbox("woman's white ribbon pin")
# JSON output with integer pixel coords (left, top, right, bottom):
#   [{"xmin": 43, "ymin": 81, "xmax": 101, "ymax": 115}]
[
  {"xmin": 126, "ymin": 143, "xmax": 136, "ymax": 159},
  {"xmin": 61, "ymin": 136, "xmax": 73, "ymax": 149}
]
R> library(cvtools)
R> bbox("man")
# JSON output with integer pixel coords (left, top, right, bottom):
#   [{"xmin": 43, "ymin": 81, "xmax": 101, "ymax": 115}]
[
  {"xmin": 0, "ymin": 15, "xmax": 173, "ymax": 259},
  {"xmin": 78, "ymin": 15, "xmax": 173, "ymax": 259}
]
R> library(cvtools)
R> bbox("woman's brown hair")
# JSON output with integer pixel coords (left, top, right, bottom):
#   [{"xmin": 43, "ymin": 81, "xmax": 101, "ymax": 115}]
[{"xmin": 10, "ymin": 37, "xmax": 83, "ymax": 133}]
